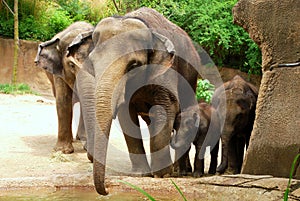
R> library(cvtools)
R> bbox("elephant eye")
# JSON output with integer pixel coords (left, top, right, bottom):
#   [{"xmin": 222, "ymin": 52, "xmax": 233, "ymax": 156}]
[
  {"xmin": 69, "ymin": 62, "xmax": 75, "ymax": 69},
  {"xmin": 127, "ymin": 60, "xmax": 142, "ymax": 72}
]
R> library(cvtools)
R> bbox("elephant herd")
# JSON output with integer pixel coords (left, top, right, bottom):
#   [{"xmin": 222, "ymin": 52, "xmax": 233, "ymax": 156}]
[{"xmin": 34, "ymin": 7, "xmax": 258, "ymax": 195}]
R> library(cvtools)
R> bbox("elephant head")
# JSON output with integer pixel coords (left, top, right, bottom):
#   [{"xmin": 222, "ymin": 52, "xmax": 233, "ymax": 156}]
[
  {"xmin": 64, "ymin": 30, "xmax": 95, "ymax": 88},
  {"xmin": 171, "ymin": 103, "xmax": 221, "ymax": 158},
  {"xmin": 170, "ymin": 105, "xmax": 201, "ymax": 150},
  {"xmin": 34, "ymin": 21, "xmax": 94, "ymax": 89},
  {"xmin": 214, "ymin": 75, "xmax": 257, "ymax": 135}
]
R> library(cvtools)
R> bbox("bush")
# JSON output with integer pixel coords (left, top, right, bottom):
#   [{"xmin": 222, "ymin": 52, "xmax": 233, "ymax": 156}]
[
  {"xmin": 196, "ymin": 79, "xmax": 215, "ymax": 103},
  {"xmin": 0, "ymin": 0, "xmax": 261, "ymax": 75},
  {"xmin": 138, "ymin": 0, "xmax": 262, "ymax": 75},
  {"xmin": 0, "ymin": 83, "xmax": 35, "ymax": 95},
  {"xmin": 0, "ymin": 0, "xmax": 104, "ymax": 41}
]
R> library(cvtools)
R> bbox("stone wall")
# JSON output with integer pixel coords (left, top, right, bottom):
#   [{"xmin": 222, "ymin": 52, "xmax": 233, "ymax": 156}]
[{"xmin": 0, "ymin": 38, "xmax": 52, "ymax": 97}]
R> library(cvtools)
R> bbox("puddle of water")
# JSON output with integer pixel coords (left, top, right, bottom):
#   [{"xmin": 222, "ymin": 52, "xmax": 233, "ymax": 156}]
[{"xmin": 0, "ymin": 187, "xmax": 180, "ymax": 201}]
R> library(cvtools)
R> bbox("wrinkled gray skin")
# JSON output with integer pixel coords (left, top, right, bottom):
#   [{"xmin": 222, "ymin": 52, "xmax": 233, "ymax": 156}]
[
  {"xmin": 171, "ymin": 102, "xmax": 220, "ymax": 177},
  {"xmin": 34, "ymin": 22, "xmax": 94, "ymax": 157},
  {"xmin": 90, "ymin": 7, "xmax": 201, "ymax": 195},
  {"xmin": 212, "ymin": 75, "xmax": 258, "ymax": 174}
]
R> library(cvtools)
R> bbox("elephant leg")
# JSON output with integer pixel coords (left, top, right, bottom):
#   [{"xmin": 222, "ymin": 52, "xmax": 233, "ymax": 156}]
[
  {"xmin": 236, "ymin": 136, "xmax": 246, "ymax": 173},
  {"xmin": 77, "ymin": 110, "xmax": 87, "ymax": 152},
  {"xmin": 217, "ymin": 137, "xmax": 229, "ymax": 174},
  {"xmin": 75, "ymin": 70, "xmax": 97, "ymax": 162},
  {"xmin": 245, "ymin": 131, "xmax": 251, "ymax": 150},
  {"xmin": 193, "ymin": 145, "xmax": 204, "ymax": 177},
  {"xmin": 185, "ymin": 153, "xmax": 193, "ymax": 174},
  {"xmin": 175, "ymin": 147, "xmax": 191, "ymax": 176},
  {"xmin": 226, "ymin": 136, "xmax": 241, "ymax": 174},
  {"xmin": 118, "ymin": 103, "xmax": 151, "ymax": 176},
  {"xmin": 53, "ymin": 76, "xmax": 74, "ymax": 154},
  {"xmin": 75, "ymin": 105, "xmax": 87, "ymax": 142},
  {"xmin": 208, "ymin": 140, "xmax": 219, "ymax": 175},
  {"xmin": 148, "ymin": 105, "xmax": 174, "ymax": 178}
]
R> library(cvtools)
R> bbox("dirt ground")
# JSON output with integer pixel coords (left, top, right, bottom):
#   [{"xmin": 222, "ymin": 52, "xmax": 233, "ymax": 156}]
[{"xmin": 0, "ymin": 94, "xmax": 299, "ymax": 200}]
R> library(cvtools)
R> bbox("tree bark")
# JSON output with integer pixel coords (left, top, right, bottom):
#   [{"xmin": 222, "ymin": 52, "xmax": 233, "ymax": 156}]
[{"xmin": 12, "ymin": 0, "xmax": 19, "ymax": 84}]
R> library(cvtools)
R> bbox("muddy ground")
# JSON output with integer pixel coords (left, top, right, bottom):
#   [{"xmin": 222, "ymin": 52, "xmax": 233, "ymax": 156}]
[{"xmin": 0, "ymin": 94, "xmax": 299, "ymax": 200}]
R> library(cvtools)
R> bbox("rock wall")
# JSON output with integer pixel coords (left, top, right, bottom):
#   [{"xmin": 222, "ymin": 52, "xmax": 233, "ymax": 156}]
[
  {"xmin": 0, "ymin": 38, "xmax": 52, "ymax": 97},
  {"xmin": 233, "ymin": 0, "xmax": 300, "ymax": 178}
]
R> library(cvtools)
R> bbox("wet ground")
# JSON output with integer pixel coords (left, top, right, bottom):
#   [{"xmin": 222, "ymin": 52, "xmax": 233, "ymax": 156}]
[{"xmin": 0, "ymin": 94, "xmax": 299, "ymax": 200}]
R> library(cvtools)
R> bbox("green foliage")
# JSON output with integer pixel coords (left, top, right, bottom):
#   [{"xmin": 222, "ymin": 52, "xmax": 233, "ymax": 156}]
[
  {"xmin": 138, "ymin": 0, "xmax": 262, "ymax": 75},
  {"xmin": 0, "ymin": 0, "xmax": 105, "ymax": 41},
  {"xmin": 118, "ymin": 179, "xmax": 187, "ymax": 201},
  {"xmin": 118, "ymin": 180, "xmax": 156, "ymax": 201},
  {"xmin": 48, "ymin": 9, "xmax": 74, "ymax": 36},
  {"xmin": 284, "ymin": 153, "xmax": 300, "ymax": 201},
  {"xmin": 171, "ymin": 179, "xmax": 187, "ymax": 201},
  {"xmin": 0, "ymin": 18, "xmax": 14, "ymax": 38},
  {"xmin": 196, "ymin": 79, "xmax": 215, "ymax": 103},
  {"xmin": 0, "ymin": 0, "xmax": 262, "ymax": 75},
  {"xmin": 0, "ymin": 83, "xmax": 35, "ymax": 95}
]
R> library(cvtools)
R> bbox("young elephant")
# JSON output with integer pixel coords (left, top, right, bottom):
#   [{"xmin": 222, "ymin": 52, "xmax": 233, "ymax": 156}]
[
  {"xmin": 212, "ymin": 75, "xmax": 258, "ymax": 174},
  {"xmin": 171, "ymin": 102, "xmax": 221, "ymax": 177}
]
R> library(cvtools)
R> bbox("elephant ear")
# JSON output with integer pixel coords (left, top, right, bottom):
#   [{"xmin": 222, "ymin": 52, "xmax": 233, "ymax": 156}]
[
  {"xmin": 65, "ymin": 30, "xmax": 94, "ymax": 73},
  {"xmin": 67, "ymin": 30, "xmax": 94, "ymax": 57},
  {"xmin": 34, "ymin": 37, "xmax": 63, "ymax": 75},
  {"xmin": 34, "ymin": 38, "xmax": 60, "ymax": 62},
  {"xmin": 148, "ymin": 31, "xmax": 176, "ymax": 78}
]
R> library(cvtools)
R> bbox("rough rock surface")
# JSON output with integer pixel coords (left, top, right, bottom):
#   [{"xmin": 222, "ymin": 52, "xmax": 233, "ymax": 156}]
[{"xmin": 233, "ymin": 0, "xmax": 300, "ymax": 179}]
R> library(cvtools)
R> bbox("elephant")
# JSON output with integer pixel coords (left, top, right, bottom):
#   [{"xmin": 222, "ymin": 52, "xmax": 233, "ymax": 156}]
[
  {"xmin": 89, "ymin": 7, "xmax": 202, "ymax": 195},
  {"xmin": 212, "ymin": 75, "xmax": 258, "ymax": 174},
  {"xmin": 171, "ymin": 102, "xmax": 220, "ymax": 177},
  {"xmin": 34, "ymin": 21, "xmax": 94, "ymax": 155}
]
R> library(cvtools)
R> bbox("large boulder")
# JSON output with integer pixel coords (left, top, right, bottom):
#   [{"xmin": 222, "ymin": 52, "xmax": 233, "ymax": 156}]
[{"xmin": 233, "ymin": 0, "xmax": 300, "ymax": 178}]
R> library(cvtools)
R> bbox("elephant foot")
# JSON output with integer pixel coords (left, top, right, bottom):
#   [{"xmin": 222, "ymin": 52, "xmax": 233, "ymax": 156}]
[
  {"xmin": 179, "ymin": 170, "xmax": 188, "ymax": 177},
  {"xmin": 129, "ymin": 171, "xmax": 153, "ymax": 177},
  {"xmin": 224, "ymin": 168, "xmax": 240, "ymax": 175},
  {"xmin": 83, "ymin": 141, "xmax": 87, "ymax": 151},
  {"xmin": 54, "ymin": 142, "xmax": 74, "ymax": 154},
  {"xmin": 153, "ymin": 165, "xmax": 173, "ymax": 178},
  {"xmin": 87, "ymin": 152, "xmax": 93, "ymax": 163},
  {"xmin": 76, "ymin": 132, "xmax": 86, "ymax": 141},
  {"xmin": 131, "ymin": 166, "xmax": 152, "ymax": 177},
  {"xmin": 193, "ymin": 171, "xmax": 204, "ymax": 178},
  {"xmin": 208, "ymin": 168, "xmax": 217, "ymax": 175},
  {"xmin": 216, "ymin": 163, "xmax": 227, "ymax": 174}
]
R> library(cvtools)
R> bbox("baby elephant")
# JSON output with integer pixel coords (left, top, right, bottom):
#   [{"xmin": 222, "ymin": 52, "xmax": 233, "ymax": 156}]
[
  {"xmin": 171, "ymin": 102, "xmax": 221, "ymax": 177},
  {"xmin": 212, "ymin": 75, "xmax": 258, "ymax": 174}
]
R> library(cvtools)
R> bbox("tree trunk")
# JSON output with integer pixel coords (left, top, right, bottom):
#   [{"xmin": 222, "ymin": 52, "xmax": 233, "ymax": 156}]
[{"xmin": 12, "ymin": 0, "xmax": 19, "ymax": 84}]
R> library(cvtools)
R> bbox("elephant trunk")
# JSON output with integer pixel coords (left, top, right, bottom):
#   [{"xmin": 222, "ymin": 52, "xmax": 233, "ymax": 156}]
[
  {"xmin": 93, "ymin": 57, "xmax": 130, "ymax": 195},
  {"xmin": 170, "ymin": 130, "xmax": 189, "ymax": 150},
  {"xmin": 75, "ymin": 70, "xmax": 96, "ymax": 162},
  {"xmin": 170, "ymin": 133, "xmax": 181, "ymax": 150}
]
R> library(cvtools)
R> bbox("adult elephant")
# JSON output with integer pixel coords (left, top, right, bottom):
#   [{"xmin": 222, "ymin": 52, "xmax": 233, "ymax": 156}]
[
  {"xmin": 212, "ymin": 75, "xmax": 258, "ymax": 174},
  {"xmin": 90, "ymin": 7, "xmax": 202, "ymax": 195},
  {"xmin": 34, "ymin": 21, "xmax": 94, "ymax": 155}
]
